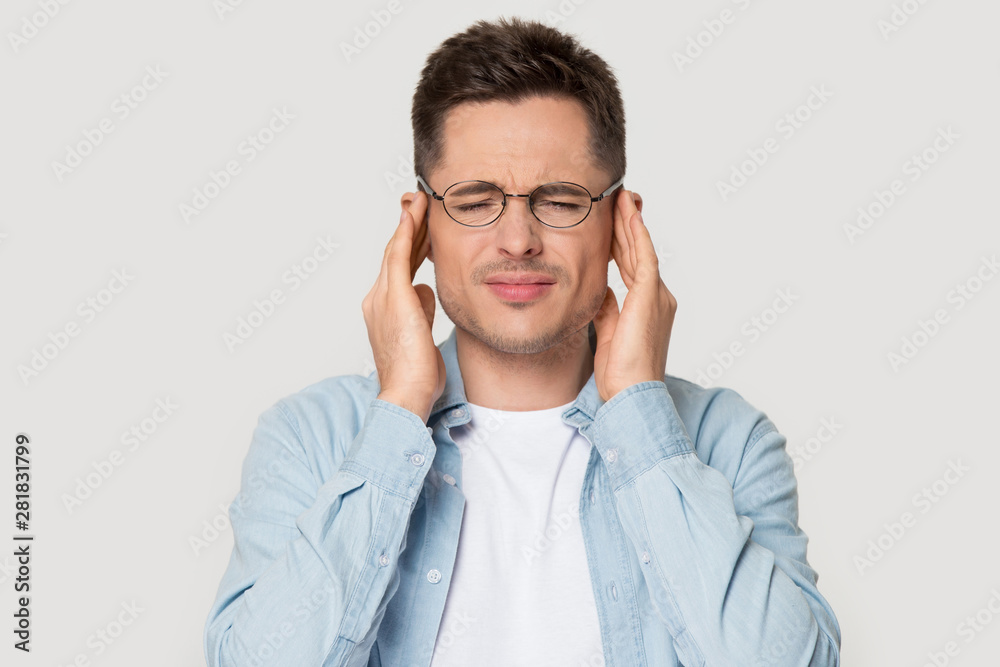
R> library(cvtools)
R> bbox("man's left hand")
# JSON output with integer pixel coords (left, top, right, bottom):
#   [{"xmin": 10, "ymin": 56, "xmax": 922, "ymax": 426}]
[{"xmin": 592, "ymin": 189, "xmax": 677, "ymax": 403}]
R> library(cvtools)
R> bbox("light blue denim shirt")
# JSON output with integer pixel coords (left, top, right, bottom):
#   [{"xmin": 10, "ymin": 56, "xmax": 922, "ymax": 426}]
[{"xmin": 204, "ymin": 325, "xmax": 841, "ymax": 666}]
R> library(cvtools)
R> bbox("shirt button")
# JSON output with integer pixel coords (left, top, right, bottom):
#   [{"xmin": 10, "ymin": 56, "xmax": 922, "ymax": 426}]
[
  {"xmin": 610, "ymin": 581, "xmax": 618, "ymax": 601},
  {"xmin": 442, "ymin": 473, "xmax": 456, "ymax": 486},
  {"xmin": 426, "ymin": 426, "xmax": 434, "ymax": 435},
  {"xmin": 427, "ymin": 569, "xmax": 442, "ymax": 584},
  {"xmin": 641, "ymin": 551, "xmax": 650, "ymax": 564},
  {"xmin": 450, "ymin": 408, "xmax": 465, "ymax": 420},
  {"xmin": 590, "ymin": 490, "xmax": 595, "ymax": 505},
  {"xmin": 410, "ymin": 453, "xmax": 425, "ymax": 466},
  {"xmin": 606, "ymin": 448, "xmax": 618, "ymax": 463},
  {"xmin": 379, "ymin": 553, "xmax": 390, "ymax": 567}
]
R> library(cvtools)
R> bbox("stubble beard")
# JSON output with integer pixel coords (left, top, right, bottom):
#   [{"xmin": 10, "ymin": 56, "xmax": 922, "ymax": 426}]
[{"xmin": 436, "ymin": 275, "xmax": 606, "ymax": 367}]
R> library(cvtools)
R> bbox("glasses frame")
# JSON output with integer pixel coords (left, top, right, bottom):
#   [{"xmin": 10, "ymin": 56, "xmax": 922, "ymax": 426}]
[{"xmin": 415, "ymin": 174, "xmax": 625, "ymax": 229}]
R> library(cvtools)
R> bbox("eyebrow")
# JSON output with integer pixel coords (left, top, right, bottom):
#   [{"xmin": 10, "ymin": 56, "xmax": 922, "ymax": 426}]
[
  {"xmin": 534, "ymin": 183, "xmax": 587, "ymax": 196},
  {"xmin": 448, "ymin": 182, "xmax": 501, "ymax": 197},
  {"xmin": 448, "ymin": 181, "xmax": 588, "ymax": 196}
]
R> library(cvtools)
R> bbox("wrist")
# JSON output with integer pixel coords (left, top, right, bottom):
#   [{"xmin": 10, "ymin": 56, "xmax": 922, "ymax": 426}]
[{"xmin": 377, "ymin": 390, "xmax": 432, "ymax": 423}]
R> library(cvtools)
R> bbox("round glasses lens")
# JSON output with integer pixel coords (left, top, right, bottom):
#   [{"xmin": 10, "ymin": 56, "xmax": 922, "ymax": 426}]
[
  {"xmin": 443, "ymin": 182, "xmax": 505, "ymax": 226},
  {"xmin": 530, "ymin": 183, "xmax": 592, "ymax": 227}
]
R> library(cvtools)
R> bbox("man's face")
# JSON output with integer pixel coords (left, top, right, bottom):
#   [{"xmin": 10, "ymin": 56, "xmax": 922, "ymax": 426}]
[{"xmin": 422, "ymin": 95, "xmax": 618, "ymax": 355}]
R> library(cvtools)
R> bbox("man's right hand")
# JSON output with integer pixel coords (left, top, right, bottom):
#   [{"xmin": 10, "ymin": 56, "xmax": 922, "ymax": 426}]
[{"xmin": 362, "ymin": 190, "xmax": 446, "ymax": 425}]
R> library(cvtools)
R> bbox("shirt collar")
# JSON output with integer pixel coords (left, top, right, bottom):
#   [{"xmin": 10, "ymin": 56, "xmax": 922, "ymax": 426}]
[{"xmin": 428, "ymin": 325, "xmax": 606, "ymax": 428}]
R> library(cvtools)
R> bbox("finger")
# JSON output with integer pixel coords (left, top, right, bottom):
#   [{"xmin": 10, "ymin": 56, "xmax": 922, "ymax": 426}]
[
  {"xmin": 408, "ymin": 191, "xmax": 430, "ymax": 282},
  {"xmin": 611, "ymin": 190, "xmax": 635, "ymax": 287},
  {"xmin": 609, "ymin": 190, "xmax": 625, "ymax": 278},
  {"xmin": 591, "ymin": 286, "xmax": 619, "ymax": 348},
  {"xmin": 379, "ymin": 212, "xmax": 402, "ymax": 277},
  {"xmin": 374, "ymin": 214, "xmax": 403, "ymax": 300},
  {"xmin": 610, "ymin": 223, "xmax": 632, "ymax": 291},
  {"xmin": 631, "ymin": 208, "xmax": 660, "ymax": 286},
  {"xmin": 387, "ymin": 207, "xmax": 414, "ymax": 292},
  {"xmin": 623, "ymin": 190, "xmax": 641, "ymax": 275},
  {"xmin": 623, "ymin": 191, "xmax": 639, "ymax": 272},
  {"xmin": 410, "ymin": 216, "xmax": 428, "ymax": 282},
  {"xmin": 413, "ymin": 283, "xmax": 436, "ymax": 325}
]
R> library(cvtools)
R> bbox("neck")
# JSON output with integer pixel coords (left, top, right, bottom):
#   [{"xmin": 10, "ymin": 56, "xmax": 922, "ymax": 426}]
[{"xmin": 455, "ymin": 324, "xmax": 595, "ymax": 411}]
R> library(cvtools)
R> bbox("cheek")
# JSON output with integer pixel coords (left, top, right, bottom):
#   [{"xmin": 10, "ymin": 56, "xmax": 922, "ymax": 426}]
[
  {"xmin": 429, "ymin": 244, "xmax": 472, "ymax": 293},
  {"xmin": 575, "ymin": 255, "xmax": 609, "ymax": 290},
  {"xmin": 585, "ymin": 268, "xmax": 609, "ymax": 291}
]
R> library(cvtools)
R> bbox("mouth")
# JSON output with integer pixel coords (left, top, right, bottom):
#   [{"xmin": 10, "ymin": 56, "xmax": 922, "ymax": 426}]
[
  {"xmin": 484, "ymin": 281, "xmax": 555, "ymax": 302},
  {"xmin": 483, "ymin": 272, "xmax": 557, "ymax": 302}
]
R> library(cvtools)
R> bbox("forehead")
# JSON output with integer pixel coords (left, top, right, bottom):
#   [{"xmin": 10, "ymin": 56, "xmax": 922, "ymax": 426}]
[{"xmin": 436, "ymin": 95, "xmax": 598, "ymax": 184}]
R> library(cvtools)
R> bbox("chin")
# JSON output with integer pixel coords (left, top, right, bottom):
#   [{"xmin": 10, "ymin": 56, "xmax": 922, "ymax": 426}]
[{"xmin": 479, "ymin": 313, "xmax": 587, "ymax": 356}]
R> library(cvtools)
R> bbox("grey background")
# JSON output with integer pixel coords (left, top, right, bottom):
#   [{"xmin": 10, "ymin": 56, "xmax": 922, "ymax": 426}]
[{"xmin": 1, "ymin": 0, "xmax": 998, "ymax": 665}]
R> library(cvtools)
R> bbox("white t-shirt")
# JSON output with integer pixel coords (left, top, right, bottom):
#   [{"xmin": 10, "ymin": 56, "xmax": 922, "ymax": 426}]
[{"xmin": 430, "ymin": 399, "xmax": 605, "ymax": 666}]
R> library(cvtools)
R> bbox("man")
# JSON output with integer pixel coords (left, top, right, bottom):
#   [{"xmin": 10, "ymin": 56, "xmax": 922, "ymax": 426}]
[{"xmin": 205, "ymin": 16, "xmax": 841, "ymax": 667}]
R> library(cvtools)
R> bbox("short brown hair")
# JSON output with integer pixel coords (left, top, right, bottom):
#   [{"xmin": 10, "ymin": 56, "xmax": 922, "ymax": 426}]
[{"xmin": 411, "ymin": 16, "xmax": 626, "ymax": 189}]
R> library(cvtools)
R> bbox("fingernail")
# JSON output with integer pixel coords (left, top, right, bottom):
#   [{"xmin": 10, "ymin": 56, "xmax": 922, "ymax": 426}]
[{"xmin": 399, "ymin": 210, "xmax": 407, "ymax": 225}]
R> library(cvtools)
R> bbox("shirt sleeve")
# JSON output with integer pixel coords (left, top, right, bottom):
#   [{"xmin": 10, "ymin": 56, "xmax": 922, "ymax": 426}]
[
  {"xmin": 585, "ymin": 380, "xmax": 842, "ymax": 666},
  {"xmin": 203, "ymin": 396, "xmax": 436, "ymax": 667}
]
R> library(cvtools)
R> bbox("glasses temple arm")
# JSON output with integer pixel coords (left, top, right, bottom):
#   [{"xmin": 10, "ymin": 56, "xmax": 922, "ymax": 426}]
[
  {"xmin": 596, "ymin": 177, "xmax": 625, "ymax": 201},
  {"xmin": 415, "ymin": 174, "xmax": 444, "ymax": 200}
]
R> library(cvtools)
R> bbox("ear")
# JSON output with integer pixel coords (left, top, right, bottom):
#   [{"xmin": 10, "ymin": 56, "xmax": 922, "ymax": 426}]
[
  {"xmin": 607, "ymin": 189, "xmax": 644, "ymax": 263},
  {"xmin": 632, "ymin": 191, "xmax": 643, "ymax": 214},
  {"xmin": 401, "ymin": 190, "xmax": 433, "ymax": 263}
]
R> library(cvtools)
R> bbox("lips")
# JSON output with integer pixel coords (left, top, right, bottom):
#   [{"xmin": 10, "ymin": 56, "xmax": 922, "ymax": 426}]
[
  {"xmin": 485, "ymin": 281, "xmax": 554, "ymax": 302},
  {"xmin": 484, "ymin": 272, "xmax": 556, "ymax": 285}
]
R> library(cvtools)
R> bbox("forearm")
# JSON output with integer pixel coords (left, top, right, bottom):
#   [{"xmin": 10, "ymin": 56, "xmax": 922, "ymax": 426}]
[
  {"xmin": 204, "ymin": 398, "xmax": 436, "ymax": 667},
  {"xmin": 587, "ymin": 381, "xmax": 841, "ymax": 665}
]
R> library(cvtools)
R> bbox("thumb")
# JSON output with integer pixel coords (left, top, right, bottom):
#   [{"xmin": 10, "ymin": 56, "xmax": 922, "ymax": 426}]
[
  {"xmin": 591, "ymin": 287, "xmax": 619, "ymax": 348},
  {"xmin": 413, "ymin": 283, "xmax": 437, "ymax": 326}
]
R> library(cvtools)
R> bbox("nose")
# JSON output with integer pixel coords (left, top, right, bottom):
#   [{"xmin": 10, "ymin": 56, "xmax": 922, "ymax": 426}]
[{"xmin": 494, "ymin": 195, "xmax": 542, "ymax": 258}]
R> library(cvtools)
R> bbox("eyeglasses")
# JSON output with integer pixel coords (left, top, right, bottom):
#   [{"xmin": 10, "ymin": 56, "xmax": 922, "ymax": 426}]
[{"xmin": 416, "ymin": 174, "xmax": 624, "ymax": 228}]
